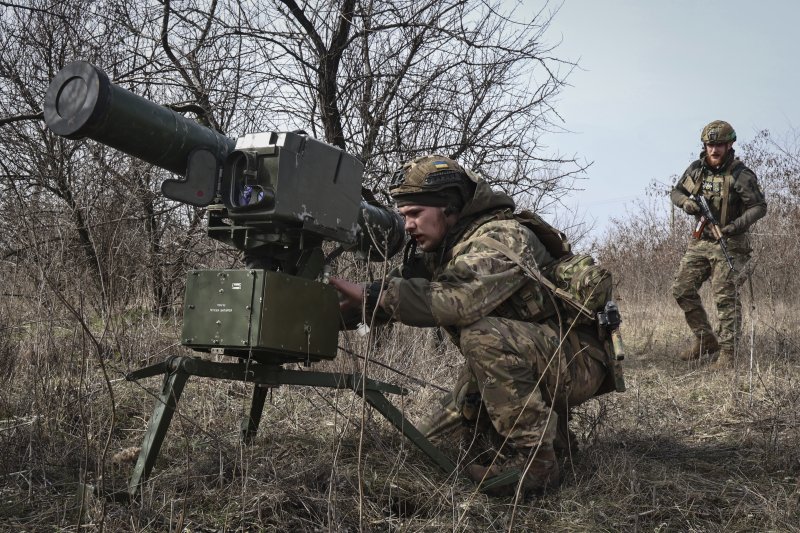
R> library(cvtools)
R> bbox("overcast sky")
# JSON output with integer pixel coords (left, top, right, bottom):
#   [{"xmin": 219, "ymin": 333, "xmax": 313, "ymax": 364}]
[{"xmin": 520, "ymin": 0, "xmax": 799, "ymax": 237}]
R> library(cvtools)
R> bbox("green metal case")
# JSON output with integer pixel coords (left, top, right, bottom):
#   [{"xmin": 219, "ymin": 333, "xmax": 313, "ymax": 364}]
[{"xmin": 181, "ymin": 269, "xmax": 339, "ymax": 362}]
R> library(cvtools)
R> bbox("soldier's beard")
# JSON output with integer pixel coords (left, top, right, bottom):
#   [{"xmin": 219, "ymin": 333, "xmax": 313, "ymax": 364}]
[{"xmin": 706, "ymin": 149, "xmax": 728, "ymax": 168}]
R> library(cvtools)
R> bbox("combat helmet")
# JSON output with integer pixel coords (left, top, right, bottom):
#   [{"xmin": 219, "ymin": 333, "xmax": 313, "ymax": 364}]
[
  {"xmin": 701, "ymin": 120, "xmax": 736, "ymax": 144},
  {"xmin": 388, "ymin": 154, "xmax": 476, "ymax": 211}
]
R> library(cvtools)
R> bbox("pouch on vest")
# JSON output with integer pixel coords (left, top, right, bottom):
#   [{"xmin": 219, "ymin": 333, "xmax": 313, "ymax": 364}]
[
  {"xmin": 508, "ymin": 279, "xmax": 556, "ymax": 322},
  {"xmin": 473, "ymin": 218, "xmax": 624, "ymax": 395},
  {"xmin": 548, "ymin": 254, "xmax": 614, "ymax": 317}
]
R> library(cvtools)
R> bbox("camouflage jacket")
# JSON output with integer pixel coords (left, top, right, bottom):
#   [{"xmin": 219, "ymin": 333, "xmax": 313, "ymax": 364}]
[
  {"xmin": 670, "ymin": 149, "xmax": 767, "ymax": 235},
  {"xmin": 381, "ymin": 180, "xmax": 556, "ymax": 332}
]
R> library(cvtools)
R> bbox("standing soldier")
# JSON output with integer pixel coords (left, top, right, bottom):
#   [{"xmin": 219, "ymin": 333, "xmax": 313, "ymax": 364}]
[
  {"xmin": 330, "ymin": 155, "xmax": 616, "ymax": 496},
  {"xmin": 671, "ymin": 120, "xmax": 767, "ymax": 369}
]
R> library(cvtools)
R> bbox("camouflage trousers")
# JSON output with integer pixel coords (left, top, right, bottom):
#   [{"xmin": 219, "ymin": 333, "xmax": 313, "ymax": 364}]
[
  {"xmin": 672, "ymin": 235, "xmax": 752, "ymax": 351},
  {"xmin": 418, "ymin": 316, "xmax": 607, "ymax": 450}
]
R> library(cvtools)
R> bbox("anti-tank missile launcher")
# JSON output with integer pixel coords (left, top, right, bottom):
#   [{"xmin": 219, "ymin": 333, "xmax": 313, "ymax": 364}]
[
  {"xmin": 45, "ymin": 61, "xmax": 404, "ymax": 364},
  {"xmin": 44, "ymin": 62, "xmax": 455, "ymax": 498}
]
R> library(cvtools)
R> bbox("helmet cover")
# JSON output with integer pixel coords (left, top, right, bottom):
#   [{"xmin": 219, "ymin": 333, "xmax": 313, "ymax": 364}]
[
  {"xmin": 701, "ymin": 120, "xmax": 736, "ymax": 144},
  {"xmin": 389, "ymin": 154, "xmax": 474, "ymax": 208}
]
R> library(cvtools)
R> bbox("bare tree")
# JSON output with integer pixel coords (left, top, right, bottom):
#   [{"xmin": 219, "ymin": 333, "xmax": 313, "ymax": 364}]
[
  {"xmin": 0, "ymin": 0, "xmax": 243, "ymax": 314},
  {"xmin": 225, "ymin": 0, "xmax": 585, "ymax": 196},
  {"xmin": 0, "ymin": 0, "xmax": 583, "ymax": 312}
]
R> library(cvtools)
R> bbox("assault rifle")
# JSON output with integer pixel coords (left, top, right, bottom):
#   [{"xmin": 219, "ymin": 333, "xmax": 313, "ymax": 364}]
[
  {"xmin": 43, "ymin": 61, "xmax": 457, "ymax": 497},
  {"xmin": 690, "ymin": 194, "xmax": 735, "ymax": 271}
]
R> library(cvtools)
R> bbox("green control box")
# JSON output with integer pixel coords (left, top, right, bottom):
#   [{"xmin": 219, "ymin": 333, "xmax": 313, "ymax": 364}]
[{"xmin": 181, "ymin": 269, "xmax": 340, "ymax": 362}]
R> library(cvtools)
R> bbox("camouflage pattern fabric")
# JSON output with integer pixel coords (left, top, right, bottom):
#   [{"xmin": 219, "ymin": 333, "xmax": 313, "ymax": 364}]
[
  {"xmin": 381, "ymin": 215, "xmax": 554, "ymax": 327},
  {"xmin": 418, "ymin": 320, "xmax": 606, "ymax": 450},
  {"xmin": 670, "ymin": 150, "xmax": 766, "ymax": 233},
  {"xmin": 381, "ymin": 178, "xmax": 608, "ymax": 451},
  {"xmin": 672, "ymin": 234, "xmax": 752, "ymax": 351},
  {"xmin": 670, "ymin": 148, "xmax": 765, "ymax": 354},
  {"xmin": 701, "ymin": 120, "xmax": 736, "ymax": 144},
  {"xmin": 458, "ymin": 316, "xmax": 563, "ymax": 449}
]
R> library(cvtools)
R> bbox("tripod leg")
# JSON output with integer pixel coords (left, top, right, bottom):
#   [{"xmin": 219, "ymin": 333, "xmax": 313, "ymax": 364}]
[
  {"xmin": 128, "ymin": 370, "xmax": 189, "ymax": 497},
  {"xmin": 360, "ymin": 389, "xmax": 457, "ymax": 476},
  {"xmin": 241, "ymin": 384, "xmax": 269, "ymax": 443}
]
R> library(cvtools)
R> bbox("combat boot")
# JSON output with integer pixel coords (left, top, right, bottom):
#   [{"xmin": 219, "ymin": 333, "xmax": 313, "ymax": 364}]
[
  {"xmin": 678, "ymin": 335, "xmax": 720, "ymax": 361},
  {"xmin": 466, "ymin": 446, "xmax": 560, "ymax": 497},
  {"xmin": 710, "ymin": 347, "xmax": 735, "ymax": 370}
]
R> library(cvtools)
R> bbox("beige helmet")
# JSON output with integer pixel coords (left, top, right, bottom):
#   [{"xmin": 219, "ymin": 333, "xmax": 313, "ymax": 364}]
[
  {"xmin": 388, "ymin": 154, "xmax": 476, "ymax": 209},
  {"xmin": 701, "ymin": 120, "xmax": 736, "ymax": 144}
]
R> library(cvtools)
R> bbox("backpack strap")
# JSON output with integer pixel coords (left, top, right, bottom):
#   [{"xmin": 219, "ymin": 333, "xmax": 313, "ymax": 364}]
[
  {"xmin": 720, "ymin": 161, "xmax": 746, "ymax": 226},
  {"xmin": 473, "ymin": 235, "xmax": 595, "ymax": 319}
]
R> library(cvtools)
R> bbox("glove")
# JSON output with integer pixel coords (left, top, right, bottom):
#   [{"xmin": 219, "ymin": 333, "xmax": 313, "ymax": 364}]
[
  {"xmin": 721, "ymin": 224, "xmax": 735, "ymax": 236},
  {"xmin": 682, "ymin": 198, "xmax": 701, "ymax": 215}
]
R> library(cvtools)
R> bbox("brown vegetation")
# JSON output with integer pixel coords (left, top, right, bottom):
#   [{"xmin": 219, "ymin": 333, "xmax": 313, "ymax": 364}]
[
  {"xmin": 1, "ymin": 1, "xmax": 799, "ymax": 530},
  {"xmin": 1, "ymin": 134, "xmax": 799, "ymax": 531}
]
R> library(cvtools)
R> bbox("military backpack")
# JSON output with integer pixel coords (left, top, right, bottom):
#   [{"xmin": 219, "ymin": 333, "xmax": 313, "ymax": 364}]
[
  {"xmin": 467, "ymin": 209, "xmax": 624, "ymax": 394},
  {"xmin": 514, "ymin": 210, "xmax": 613, "ymax": 320}
]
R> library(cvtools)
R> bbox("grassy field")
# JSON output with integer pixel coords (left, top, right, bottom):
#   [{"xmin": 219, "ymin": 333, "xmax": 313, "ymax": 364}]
[{"xmin": 1, "ymin": 280, "xmax": 799, "ymax": 531}]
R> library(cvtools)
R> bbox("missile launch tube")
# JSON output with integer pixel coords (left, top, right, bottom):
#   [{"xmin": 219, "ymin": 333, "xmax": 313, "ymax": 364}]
[{"xmin": 44, "ymin": 60, "xmax": 235, "ymax": 175}]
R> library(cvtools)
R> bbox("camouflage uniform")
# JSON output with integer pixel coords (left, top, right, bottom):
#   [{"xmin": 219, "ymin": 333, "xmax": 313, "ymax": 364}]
[
  {"xmin": 671, "ymin": 136, "xmax": 766, "ymax": 356},
  {"xmin": 380, "ymin": 166, "xmax": 609, "ymax": 452}
]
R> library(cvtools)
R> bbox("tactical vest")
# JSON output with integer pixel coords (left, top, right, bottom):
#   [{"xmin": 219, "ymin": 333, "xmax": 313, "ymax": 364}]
[{"xmin": 682, "ymin": 161, "xmax": 746, "ymax": 226}]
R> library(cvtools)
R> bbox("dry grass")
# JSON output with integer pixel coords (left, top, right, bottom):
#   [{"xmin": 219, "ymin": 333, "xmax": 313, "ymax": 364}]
[
  {"xmin": 1, "ymin": 279, "xmax": 799, "ymax": 532},
  {"xmin": 2, "ymin": 177, "xmax": 800, "ymax": 530}
]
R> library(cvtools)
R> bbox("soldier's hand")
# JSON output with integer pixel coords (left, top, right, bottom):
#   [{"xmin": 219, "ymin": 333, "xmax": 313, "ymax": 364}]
[
  {"xmin": 721, "ymin": 224, "xmax": 735, "ymax": 236},
  {"xmin": 328, "ymin": 277, "xmax": 366, "ymax": 311},
  {"xmin": 682, "ymin": 198, "xmax": 701, "ymax": 215}
]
